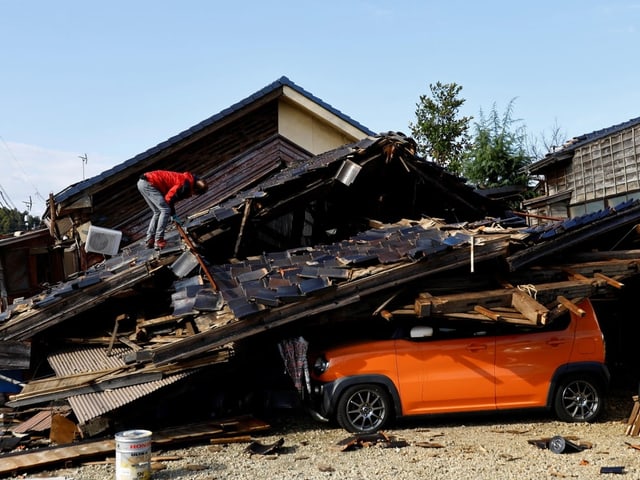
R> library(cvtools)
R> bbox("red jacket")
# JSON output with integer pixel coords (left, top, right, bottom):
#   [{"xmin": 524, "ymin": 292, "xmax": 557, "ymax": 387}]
[{"xmin": 144, "ymin": 170, "xmax": 197, "ymax": 208}]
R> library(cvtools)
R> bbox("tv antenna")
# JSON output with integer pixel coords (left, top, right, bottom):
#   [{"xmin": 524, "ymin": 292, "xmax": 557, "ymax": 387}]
[
  {"xmin": 79, "ymin": 153, "xmax": 88, "ymax": 180},
  {"xmin": 23, "ymin": 196, "xmax": 32, "ymax": 212}
]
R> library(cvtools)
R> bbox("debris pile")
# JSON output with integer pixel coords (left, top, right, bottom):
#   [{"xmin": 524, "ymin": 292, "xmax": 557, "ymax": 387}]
[{"xmin": 2, "ymin": 132, "xmax": 640, "ymax": 474}]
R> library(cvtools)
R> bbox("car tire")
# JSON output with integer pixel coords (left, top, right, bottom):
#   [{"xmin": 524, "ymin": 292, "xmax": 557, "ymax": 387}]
[
  {"xmin": 553, "ymin": 376, "xmax": 603, "ymax": 422},
  {"xmin": 336, "ymin": 384, "xmax": 392, "ymax": 434}
]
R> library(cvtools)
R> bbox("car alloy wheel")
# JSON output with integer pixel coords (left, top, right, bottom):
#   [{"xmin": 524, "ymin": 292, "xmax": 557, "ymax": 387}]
[
  {"xmin": 336, "ymin": 384, "xmax": 391, "ymax": 434},
  {"xmin": 554, "ymin": 377, "xmax": 602, "ymax": 422}
]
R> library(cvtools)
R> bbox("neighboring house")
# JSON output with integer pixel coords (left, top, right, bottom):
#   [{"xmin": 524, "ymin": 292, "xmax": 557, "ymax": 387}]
[
  {"xmin": 0, "ymin": 229, "xmax": 63, "ymax": 309},
  {"xmin": 524, "ymin": 116, "xmax": 640, "ymax": 222},
  {"xmin": 41, "ymin": 76, "xmax": 375, "ymax": 277}
]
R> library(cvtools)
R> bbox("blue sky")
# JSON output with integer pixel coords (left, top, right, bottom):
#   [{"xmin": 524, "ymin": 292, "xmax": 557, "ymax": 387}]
[{"xmin": 1, "ymin": 0, "xmax": 639, "ymax": 214}]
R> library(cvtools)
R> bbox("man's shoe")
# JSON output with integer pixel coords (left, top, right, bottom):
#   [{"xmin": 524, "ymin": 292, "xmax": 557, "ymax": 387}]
[
  {"xmin": 145, "ymin": 238, "xmax": 155, "ymax": 249},
  {"xmin": 154, "ymin": 238, "xmax": 167, "ymax": 250}
]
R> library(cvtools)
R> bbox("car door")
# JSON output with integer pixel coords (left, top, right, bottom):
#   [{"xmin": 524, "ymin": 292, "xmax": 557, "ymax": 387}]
[
  {"xmin": 394, "ymin": 320, "xmax": 497, "ymax": 415},
  {"xmin": 494, "ymin": 313, "xmax": 575, "ymax": 409}
]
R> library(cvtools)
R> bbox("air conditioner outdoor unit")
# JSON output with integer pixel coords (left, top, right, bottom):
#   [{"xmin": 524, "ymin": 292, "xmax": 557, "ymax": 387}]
[{"xmin": 85, "ymin": 225, "xmax": 122, "ymax": 256}]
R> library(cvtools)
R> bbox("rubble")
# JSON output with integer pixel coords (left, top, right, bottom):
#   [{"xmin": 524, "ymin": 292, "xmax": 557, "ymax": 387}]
[{"xmin": 2, "ymin": 132, "xmax": 640, "ymax": 474}]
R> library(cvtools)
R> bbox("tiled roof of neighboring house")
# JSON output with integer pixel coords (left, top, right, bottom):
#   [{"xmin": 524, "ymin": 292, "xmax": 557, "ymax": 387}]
[
  {"xmin": 53, "ymin": 76, "xmax": 376, "ymax": 204},
  {"xmin": 529, "ymin": 115, "xmax": 640, "ymax": 173}
]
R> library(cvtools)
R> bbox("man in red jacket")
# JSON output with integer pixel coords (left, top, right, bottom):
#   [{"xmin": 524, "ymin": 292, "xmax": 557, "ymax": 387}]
[{"xmin": 137, "ymin": 170, "xmax": 208, "ymax": 249}]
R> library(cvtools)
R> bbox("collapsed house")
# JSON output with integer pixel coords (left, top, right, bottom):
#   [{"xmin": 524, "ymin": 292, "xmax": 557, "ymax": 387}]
[
  {"xmin": 2, "ymin": 131, "xmax": 640, "ymax": 432},
  {"xmin": 2, "ymin": 126, "xmax": 640, "ymax": 473}
]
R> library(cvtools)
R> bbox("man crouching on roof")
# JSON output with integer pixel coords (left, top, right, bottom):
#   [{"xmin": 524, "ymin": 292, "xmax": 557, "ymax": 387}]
[{"xmin": 137, "ymin": 170, "xmax": 208, "ymax": 250}]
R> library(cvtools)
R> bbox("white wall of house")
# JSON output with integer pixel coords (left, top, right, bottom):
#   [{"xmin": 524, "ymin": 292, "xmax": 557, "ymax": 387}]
[{"xmin": 277, "ymin": 86, "xmax": 369, "ymax": 154}]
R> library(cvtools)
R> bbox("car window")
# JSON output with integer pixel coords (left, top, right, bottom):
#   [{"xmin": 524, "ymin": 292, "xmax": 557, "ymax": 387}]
[
  {"xmin": 394, "ymin": 319, "xmax": 495, "ymax": 341},
  {"xmin": 435, "ymin": 320, "xmax": 493, "ymax": 340}
]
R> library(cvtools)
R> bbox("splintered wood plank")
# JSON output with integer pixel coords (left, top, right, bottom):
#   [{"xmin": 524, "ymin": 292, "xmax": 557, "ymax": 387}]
[
  {"xmin": 556, "ymin": 296, "xmax": 586, "ymax": 317},
  {"xmin": 137, "ymin": 314, "xmax": 183, "ymax": 328},
  {"xmin": 16, "ymin": 369, "xmax": 120, "ymax": 395},
  {"xmin": 0, "ymin": 416, "xmax": 270, "ymax": 476},
  {"xmin": 7, "ymin": 369, "xmax": 161, "ymax": 408},
  {"xmin": 416, "ymin": 290, "xmax": 513, "ymax": 316},
  {"xmin": 414, "ymin": 279, "xmax": 600, "ymax": 318},
  {"xmin": 0, "ymin": 438, "xmax": 116, "ymax": 476},
  {"xmin": 593, "ymin": 272, "xmax": 624, "ymax": 289},
  {"xmin": 474, "ymin": 305, "xmax": 503, "ymax": 322},
  {"xmin": 440, "ymin": 311, "xmax": 537, "ymax": 325},
  {"xmin": 511, "ymin": 289, "xmax": 549, "ymax": 325},
  {"xmin": 626, "ymin": 396, "xmax": 640, "ymax": 436}
]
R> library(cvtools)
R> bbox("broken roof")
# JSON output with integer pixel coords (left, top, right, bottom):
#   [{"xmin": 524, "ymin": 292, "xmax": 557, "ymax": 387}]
[
  {"xmin": 4, "ymin": 200, "xmax": 640, "ymax": 420},
  {"xmin": 4, "ymin": 130, "xmax": 640, "ymax": 435},
  {"xmin": 184, "ymin": 132, "xmax": 505, "ymax": 260}
]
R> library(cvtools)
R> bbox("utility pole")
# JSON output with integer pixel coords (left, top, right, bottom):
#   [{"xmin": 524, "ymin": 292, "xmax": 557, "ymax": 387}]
[{"xmin": 79, "ymin": 153, "xmax": 88, "ymax": 180}]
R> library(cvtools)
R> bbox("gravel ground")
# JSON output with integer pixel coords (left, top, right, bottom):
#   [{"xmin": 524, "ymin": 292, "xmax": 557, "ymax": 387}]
[{"xmin": 8, "ymin": 390, "xmax": 640, "ymax": 480}]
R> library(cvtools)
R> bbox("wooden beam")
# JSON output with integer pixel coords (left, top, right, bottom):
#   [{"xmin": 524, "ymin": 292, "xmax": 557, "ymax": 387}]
[
  {"xmin": 474, "ymin": 305, "xmax": 503, "ymax": 321},
  {"xmin": 414, "ymin": 279, "xmax": 602, "ymax": 318},
  {"xmin": 416, "ymin": 289, "xmax": 513, "ymax": 317},
  {"xmin": 594, "ymin": 272, "xmax": 624, "ymax": 289},
  {"xmin": 106, "ymin": 313, "xmax": 127, "ymax": 356},
  {"xmin": 137, "ymin": 315, "xmax": 182, "ymax": 329},
  {"xmin": 556, "ymin": 295, "xmax": 586, "ymax": 317},
  {"xmin": 511, "ymin": 289, "xmax": 549, "ymax": 325},
  {"xmin": 562, "ymin": 268, "xmax": 589, "ymax": 281},
  {"xmin": 0, "ymin": 416, "xmax": 269, "ymax": 476}
]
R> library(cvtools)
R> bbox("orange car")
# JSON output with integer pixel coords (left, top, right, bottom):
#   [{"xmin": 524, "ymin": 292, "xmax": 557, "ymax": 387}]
[{"xmin": 308, "ymin": 298, "xmax": 609, "ymax": 434}]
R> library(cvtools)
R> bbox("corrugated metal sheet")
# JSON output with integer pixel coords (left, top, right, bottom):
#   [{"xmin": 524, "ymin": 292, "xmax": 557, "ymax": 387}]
[
  {"xmin": 65, "ymin": 374, "xmax": 190, "ymax": 425},
  {"xmin": 11, "ymin": 408, "xmax": 61, "ymax": 433},
  {"xmin": 47, "ymin": 346, "xmax": 191, "ymax": 424}
]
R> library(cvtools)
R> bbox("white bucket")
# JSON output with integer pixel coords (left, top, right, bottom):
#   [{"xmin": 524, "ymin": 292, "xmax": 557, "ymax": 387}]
[{"xmin": 115, "ymin": 429, "xmax": 152, "ymax": 480}]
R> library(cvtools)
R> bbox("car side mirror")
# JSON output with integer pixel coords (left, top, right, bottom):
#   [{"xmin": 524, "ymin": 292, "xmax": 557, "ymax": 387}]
[{"xmin": 410, "ymin": 326, "xmax": 433, "ymax": 338}]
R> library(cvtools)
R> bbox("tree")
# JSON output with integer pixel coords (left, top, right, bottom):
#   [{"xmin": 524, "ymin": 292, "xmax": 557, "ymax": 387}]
[
  {"xmin": 0, "ymin": 207, "xmax": 41, "ymax": 234},
  {"xmin": 462, "ymin": 99, "xmax": 532, "ymax": 188},
  {"xmin": 409, "ymin": 82, "xmax": 472, "ymax": 175}
]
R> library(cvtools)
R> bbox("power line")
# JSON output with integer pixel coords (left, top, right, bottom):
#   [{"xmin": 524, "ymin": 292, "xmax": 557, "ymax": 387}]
[
  {"xmin": 0, "ymin": 135, "xmax": 46, "ymax": 207},
  {"xmin": 0, "ymin": 187, "xmax": 17, "ymax": 210}
]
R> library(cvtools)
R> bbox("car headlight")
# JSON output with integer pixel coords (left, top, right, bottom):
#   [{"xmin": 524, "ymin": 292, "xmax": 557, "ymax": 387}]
[{"xmin": 313, "ymin": 355, "xmax": 329, "ymax": 375}]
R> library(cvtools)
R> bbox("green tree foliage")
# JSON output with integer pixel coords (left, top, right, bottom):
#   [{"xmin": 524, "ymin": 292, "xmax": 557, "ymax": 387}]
[
  {"xmin": 409, "ymin": 82, "xmax": 472, "ymax": 175},
  {"xmin": 0, "ymin": 207, "xmax": 41, "ymax": 234},
  {"xmin": 462, "ymin": 99, "xmax": 532, "ymax": 188}
]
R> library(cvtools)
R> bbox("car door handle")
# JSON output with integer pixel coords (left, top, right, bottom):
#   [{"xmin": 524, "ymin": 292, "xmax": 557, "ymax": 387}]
[
  {"xmin": 546, "ymin": 338, "xmax": 566, "ymax": 347},
  {"xmin": 466, "ymin": 344, "xmax": 487, "ymax": 352}
]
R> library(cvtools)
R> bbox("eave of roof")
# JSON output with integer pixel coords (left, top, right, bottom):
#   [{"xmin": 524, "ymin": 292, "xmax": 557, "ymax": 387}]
[
  {"xmin": 529, "ymin": 115, "xmax": 640, "ymax": 174},
  {"xmin": 0, "ymin": 228, "xmax": 51, "ymax": 247},
  {"xmin": 52, "ymin": 76, "xmax": 375, "ymax": 205},
  {"xmin": 522, "ymin": 190, "xmax": 572, "ymax": 208}
]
